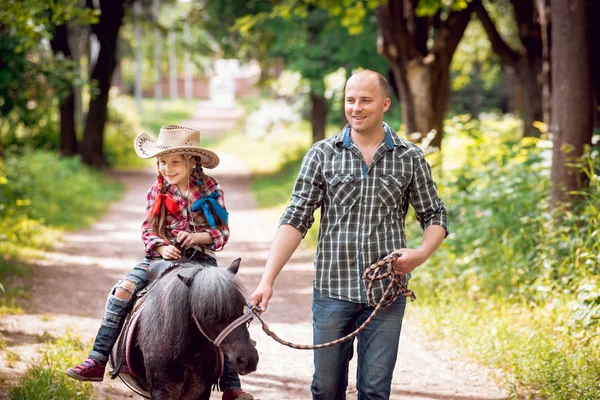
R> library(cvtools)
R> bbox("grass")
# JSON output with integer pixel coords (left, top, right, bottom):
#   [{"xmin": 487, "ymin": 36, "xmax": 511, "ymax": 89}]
[
  {"xmin": 417, "ymin": 299, "xmax": 600, "ymax": 400},
  {"xmin": 8, "ymin": 333, "xmax": 94, "ymax": 400}
]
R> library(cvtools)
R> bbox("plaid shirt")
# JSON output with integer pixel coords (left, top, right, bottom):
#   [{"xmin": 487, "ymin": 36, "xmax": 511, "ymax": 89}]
[
  {"xmin": 141, "ymin": 171, "xmax": 229, "ymax": 256},
  {"xmin": 280, "ymin": 123, "xmax": 448, "ymax": 304}
]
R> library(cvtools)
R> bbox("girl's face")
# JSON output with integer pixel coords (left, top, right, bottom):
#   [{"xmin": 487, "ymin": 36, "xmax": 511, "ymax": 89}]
[{"xmin": 158, "ymin": 154, "xmax": 194, "ymax": 191}]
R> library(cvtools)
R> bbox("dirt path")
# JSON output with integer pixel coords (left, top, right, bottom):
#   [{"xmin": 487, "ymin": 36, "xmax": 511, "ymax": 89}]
[{"xmin": 0, "ymin": 103, "xmax": 509, "ymax": 400}]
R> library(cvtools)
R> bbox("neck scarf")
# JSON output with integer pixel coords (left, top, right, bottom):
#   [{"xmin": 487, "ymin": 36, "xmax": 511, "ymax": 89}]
[{"xmin": 191, "ymin": 192, "xmax": 229, "ymax": 228}]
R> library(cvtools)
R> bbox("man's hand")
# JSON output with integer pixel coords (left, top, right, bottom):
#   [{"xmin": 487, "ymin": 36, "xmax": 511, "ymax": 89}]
[
  {"xmin": 249, "ymin": 282, "xmax": 274, "ymax": 313},
  {"xmin": 156, "ymin": 244, "xmax": 182, "ymax": 260},
  {"xmin": 390, "ymin": 248, "xmax": 427, "ymax": 275}
]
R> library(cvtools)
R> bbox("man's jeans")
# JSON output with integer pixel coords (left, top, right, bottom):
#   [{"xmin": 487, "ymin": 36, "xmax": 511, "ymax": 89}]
[{"xmin": 310, "ymin": 288, "xmax": 407, "ymax": 400}]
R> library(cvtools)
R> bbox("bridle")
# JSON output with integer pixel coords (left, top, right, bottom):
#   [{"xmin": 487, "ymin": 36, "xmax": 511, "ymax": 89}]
[{"xmin": 192, "ymin": 303, "xmax": 257, "ymax": 347}]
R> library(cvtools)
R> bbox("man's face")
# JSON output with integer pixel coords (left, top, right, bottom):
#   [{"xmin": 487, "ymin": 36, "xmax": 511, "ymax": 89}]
[{"xmin": 344, "ymin": 74, "xmax": 390, "ymax": 136}]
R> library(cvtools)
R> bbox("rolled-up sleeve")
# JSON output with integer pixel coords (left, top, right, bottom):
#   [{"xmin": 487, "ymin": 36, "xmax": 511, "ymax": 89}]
[
  {"xmin": 409, "ymin": 152, "xmax": 449, "ymax": 236},
  {"xmin": 279, "ymin": 146, "xmax": 324, "ymax": 237}
]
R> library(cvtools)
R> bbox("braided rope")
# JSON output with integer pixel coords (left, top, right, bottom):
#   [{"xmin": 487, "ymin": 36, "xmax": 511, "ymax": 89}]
[{"xmin": 253, "ymin": 254, "xmax": 416, "ymax": 350}]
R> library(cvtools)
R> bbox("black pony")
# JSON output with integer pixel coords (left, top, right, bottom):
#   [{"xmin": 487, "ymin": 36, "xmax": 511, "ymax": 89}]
[{"xmin": 109, "ymin": 258, "xmax": 259, "ymax": 399}]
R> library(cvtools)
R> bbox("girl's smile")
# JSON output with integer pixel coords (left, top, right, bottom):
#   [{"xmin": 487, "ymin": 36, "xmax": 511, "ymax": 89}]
[{"xmin": 158, "ymin": 154, "xmax": 194, "ymax": 193}]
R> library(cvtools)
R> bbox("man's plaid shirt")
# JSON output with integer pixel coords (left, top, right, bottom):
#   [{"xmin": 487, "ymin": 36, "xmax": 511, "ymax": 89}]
[
  {"xmin": 141, "ymin": 171, "xmax": 229, "ymax": 256},
  {"xmin": 280, "ymin": 123, "xmax": 448, "ymax": 304}
]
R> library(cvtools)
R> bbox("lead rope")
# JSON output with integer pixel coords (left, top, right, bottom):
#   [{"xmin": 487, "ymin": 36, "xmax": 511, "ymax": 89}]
[{"xmin": 251, "ymin": 254, "xmax": 416, "ymax": 350}]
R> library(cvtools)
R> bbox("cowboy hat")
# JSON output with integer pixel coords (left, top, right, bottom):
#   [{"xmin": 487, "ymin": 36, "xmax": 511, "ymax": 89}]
[{"xmin": 134, "ymin": 125, "xmax": 219, "ymax": 168}]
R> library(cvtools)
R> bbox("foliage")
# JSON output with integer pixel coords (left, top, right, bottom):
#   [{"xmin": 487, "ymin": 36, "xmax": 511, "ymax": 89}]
[
  {"xmin": 103, "ymin": 92, "xmax": 144, "ymax": 169},
  {"xmin": 0, "ymin": 150, "xmax": 123, "ymax": 259},
  {"xmin": 9, "ymin": 333, "xmax": 94, "ymax": 400},
  {"xmin": 411, "ymin": 114, "xmax": 600, "ymax": 398},
  {"xmin": 0, "ymin": 1, "xmax": 96, "ymax": 145},
  {"xmin": 119, "ymin": 0, "xmax": 215, "ymax": 93}
]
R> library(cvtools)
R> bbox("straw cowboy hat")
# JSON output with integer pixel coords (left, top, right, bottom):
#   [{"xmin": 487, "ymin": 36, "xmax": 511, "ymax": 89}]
[{"xmin": 134, "ymin": 125, "xmax": 219, "ymax": 168}]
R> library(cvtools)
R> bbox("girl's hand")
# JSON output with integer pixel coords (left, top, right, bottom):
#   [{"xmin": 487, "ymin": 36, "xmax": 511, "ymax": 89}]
[
  {"xmin": 176, "ymin": 231, "xmax": 198, "ymax": 248},
  {"xmin": 156, "ymin": 245, "xmax": 182, "ymax": 260}
]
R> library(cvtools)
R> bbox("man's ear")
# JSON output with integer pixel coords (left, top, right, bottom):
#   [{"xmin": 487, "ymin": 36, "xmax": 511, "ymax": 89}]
[{"xmin": 383, "ymin": 97, "xmax": 391, "ymax": 112}]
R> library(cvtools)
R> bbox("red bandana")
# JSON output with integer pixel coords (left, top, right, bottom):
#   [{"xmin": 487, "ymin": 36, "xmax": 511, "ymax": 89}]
[{"xmin": 152, "ymin": 193, "xmax": 180, "ymax": 216}]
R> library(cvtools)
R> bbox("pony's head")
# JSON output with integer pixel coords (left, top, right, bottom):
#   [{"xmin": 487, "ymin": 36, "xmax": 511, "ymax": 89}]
[{"xmin": 178, "ymin": 258, "xmax": 259, "ymax": 375}]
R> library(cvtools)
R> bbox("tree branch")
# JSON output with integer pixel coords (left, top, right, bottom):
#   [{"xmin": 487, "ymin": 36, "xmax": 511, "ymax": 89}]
[
  {"xmin": 474, "ymin": 0, "xmax": 520, "ymax": 67},
  {"xmin": 431, "ymin": 0, "xmax": 479, "ymax": 67}
]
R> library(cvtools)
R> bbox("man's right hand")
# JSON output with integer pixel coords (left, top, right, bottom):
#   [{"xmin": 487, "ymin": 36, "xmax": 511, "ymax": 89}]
[{"xmin": 249, "ymin": 282, "xmax": 274, "ymax": 313}]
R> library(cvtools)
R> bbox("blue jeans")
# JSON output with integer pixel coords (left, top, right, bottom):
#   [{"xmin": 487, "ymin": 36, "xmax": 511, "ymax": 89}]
[
  {"xmin": 310, "ymin": 288, "xmax": 407, "ymax": 400},
  {"xmin": 89, "ymin": 253, "xmax": 240, "ymax": 390}
]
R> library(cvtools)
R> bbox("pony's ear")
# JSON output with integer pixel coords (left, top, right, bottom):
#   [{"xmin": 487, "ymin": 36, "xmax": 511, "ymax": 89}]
[
  {"xmin": 227, "ymin": 258, "xmax": 241, "ymax": 275},
  {"xmin": 177, "ymin": 267, "xmax": 200, "ymax": 287}
]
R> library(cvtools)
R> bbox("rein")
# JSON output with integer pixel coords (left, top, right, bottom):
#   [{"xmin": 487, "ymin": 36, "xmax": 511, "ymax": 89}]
[
  {"xmin": 192, "ymin": 305, "xmax": 256, "ymax": 347},
  {"xmin": 251, "ymin": 254, "xmax": 416, "ymax": 350}
]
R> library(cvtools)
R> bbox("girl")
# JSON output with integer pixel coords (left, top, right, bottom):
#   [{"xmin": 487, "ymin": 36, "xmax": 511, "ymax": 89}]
[{"xmin": 66, "ymin": 125, "xmax": 254, "ymax": 400}]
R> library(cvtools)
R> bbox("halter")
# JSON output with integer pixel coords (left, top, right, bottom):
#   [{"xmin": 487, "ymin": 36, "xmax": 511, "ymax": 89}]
[{"xmin": 192, "ymin": 302, "xmax": 257, "ymax": 347}]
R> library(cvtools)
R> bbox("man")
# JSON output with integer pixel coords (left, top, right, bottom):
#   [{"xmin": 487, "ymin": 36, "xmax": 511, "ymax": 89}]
[{"xmin": 249, "ymin": 70, "xmax": 448, "ymax": 399}]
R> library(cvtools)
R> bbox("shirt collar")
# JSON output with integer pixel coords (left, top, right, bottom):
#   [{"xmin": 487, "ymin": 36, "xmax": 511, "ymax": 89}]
[{"xmin": 336, "ymin": 123, "xmax": 406, "ymax": 150}]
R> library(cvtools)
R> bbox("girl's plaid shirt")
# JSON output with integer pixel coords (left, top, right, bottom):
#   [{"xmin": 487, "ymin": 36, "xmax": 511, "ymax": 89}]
[{"xmin": 141, "ymin": 173, "xmax": 229, "ymax": 256}]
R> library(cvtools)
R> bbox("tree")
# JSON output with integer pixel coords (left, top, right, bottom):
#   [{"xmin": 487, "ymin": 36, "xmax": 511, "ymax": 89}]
[
  {"xmin": 549, "ymin": 0, "xmax": 593, "ymax": 207},
  {"xmin": 375, "ymin": 0, "xmax": 478, "ymax": 149},
  {"xmin": 475, "ymin": 0, "xmax": 547, "ymax": 137},
  {"xmin": 80, "ymin": 0, "xmax": 128, "ymax": 167},
  {"xmin": 50, "ymin": 23, "xmax": 79, "ymax": 157},
  {"xmin": 0, "ymin": 0, "xmax": 91, "ymax": 158},
  {"xmin": 206, "ymin": 2, "xmax": 387, "ymax": 144}
]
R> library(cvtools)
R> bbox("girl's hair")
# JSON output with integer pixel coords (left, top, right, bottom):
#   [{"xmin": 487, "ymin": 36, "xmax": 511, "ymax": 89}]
[{"xmin": 148, "ymin": 155, "xmax": 225, "ymax": 240}]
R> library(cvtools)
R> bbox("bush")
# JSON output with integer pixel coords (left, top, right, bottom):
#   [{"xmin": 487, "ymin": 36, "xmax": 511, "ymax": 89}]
[{"xmin": 0, "ymin": 150, "xmax": 123, "ymax": 258}]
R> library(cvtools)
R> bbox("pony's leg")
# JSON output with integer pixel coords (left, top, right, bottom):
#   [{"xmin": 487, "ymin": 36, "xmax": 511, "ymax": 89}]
[
  {"xmin": 179, "ymin": 369, "xmax": 211, "ymax": 400},
  {"xmin": 146, "ymin": 364, "xmax": 184, "ymax": 400}
]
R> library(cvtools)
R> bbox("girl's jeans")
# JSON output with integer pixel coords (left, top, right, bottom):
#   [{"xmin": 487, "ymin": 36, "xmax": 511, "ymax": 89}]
[
  {"xmin": 88, "ymin": 253, "xmax": 241, "ymax": 390},
  {"xmin": 310, "ymin": 288, "xmax": 407, "ymax": 400}
]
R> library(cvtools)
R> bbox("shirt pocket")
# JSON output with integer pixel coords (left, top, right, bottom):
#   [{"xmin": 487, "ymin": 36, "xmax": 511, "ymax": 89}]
[
  {"xmin": 327, "ymin": 174, "xmax": 358, "ymax": 206},
  {"xmin": 377, "ymin": 174, "xmax": 408, "ymax": 207}
]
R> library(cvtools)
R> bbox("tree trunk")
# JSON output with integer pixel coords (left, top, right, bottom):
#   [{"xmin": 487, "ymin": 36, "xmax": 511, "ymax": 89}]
[
  {"xmin": 168, "ymin": 5, "xmax": 177, "ymax": 99},
  {"xmin": 81, "ymin": 0, "xmax": 126, "ymax": 167},
  {"xmin": 550, "ymin": 0, "xmax": 593, "ymax": 207},
  {"xmin": 516, "ymin": 56, "xmax": 543, "ymax": 137},
  {"xmin": 134, "ymin": 0, "xmax": 143, "ymax": 112},
  {"xmin": 590, "ymin": 1, "xmax": 600, "ymax": 128},
  {"xmin": 310, "ymin": 91, "xmax": 327, "ymax": 143},
  {"xmin": 535, "ymin": 0, "xmax": 552, "ymax": 128},
  {"xmin": 49, "ymin": 23, "xmax": 78, "ymax": 156},
  {"xmin": 153, "ymin": 0, "xmax": 162, "ymax": 114},
  {"xmin": 375, "ymin": 0, "xmax": 476, "ymax": 150},
  {"xmin": 476, "ymin": 1, "xmax": 545, "ymax": 137},
  {"xmin": 390, "ymin": 60, "xmax": 449, "ymax": 149}
]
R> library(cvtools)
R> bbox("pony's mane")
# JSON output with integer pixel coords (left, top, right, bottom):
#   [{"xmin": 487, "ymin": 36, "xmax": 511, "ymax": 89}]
[
  {"xmin": 188, "ymin": 264, "xmax": 247, "ymax": 322},
  {"xmin": 137, "ymin": 262, "xmax": 246, "ymax": 361}
]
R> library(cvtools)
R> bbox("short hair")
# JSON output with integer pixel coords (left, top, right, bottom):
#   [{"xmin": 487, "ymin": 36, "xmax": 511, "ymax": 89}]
[{"xmin": 348, "ymin": 70, "xmax": 390, "ymax": 97}]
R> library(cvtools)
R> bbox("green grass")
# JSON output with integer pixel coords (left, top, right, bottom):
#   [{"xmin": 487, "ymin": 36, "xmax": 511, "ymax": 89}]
[
  {"xmin": 417, "ymin": 299, "xmax": 600, "ymax": 400},
  {"xmin": 9, "ymin": 333, "xmax": 94, "ymax": 400}
]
